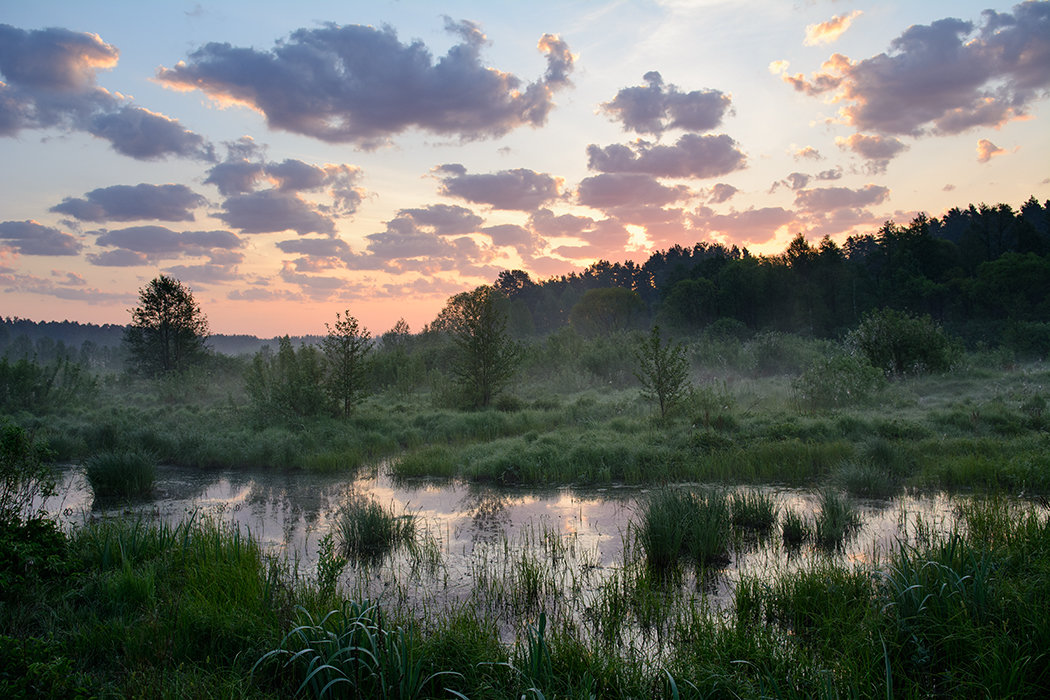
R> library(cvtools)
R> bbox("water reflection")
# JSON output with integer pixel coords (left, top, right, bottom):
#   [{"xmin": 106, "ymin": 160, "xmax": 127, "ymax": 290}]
[{"xmin": 41, "ymin": 463, "xmax": 960, "ymax": 615}]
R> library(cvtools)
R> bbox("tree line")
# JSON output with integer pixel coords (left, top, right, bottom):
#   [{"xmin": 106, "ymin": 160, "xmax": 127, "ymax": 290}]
[{"xmin": 494, "ymin": 196, "xmax": 1050, "ymax": 346}]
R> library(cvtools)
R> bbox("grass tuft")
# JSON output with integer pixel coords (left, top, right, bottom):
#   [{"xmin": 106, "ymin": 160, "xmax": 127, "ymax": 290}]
[
  {"xmin": 84, "ymin": 448, "xmax": 157, "ymax": 502},
  {"xmin": 814, "ymin": 489, "xmax": 861, "ymax": 550},
  {"xmin": 335, "ymin": 495, "xmax": 417, "ymax": 564}
]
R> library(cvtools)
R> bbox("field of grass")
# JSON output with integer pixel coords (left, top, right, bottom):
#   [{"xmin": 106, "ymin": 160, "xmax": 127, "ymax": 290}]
[{"xmin": 2, "ymin": 331, "xmax": 1049, "ymax": 696}]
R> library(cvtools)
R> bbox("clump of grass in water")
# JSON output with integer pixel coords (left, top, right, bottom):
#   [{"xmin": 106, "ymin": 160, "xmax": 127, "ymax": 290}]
[
  {"xmin": 84, "ymin": 448, "xmax": 157, "ymax": 502},
  {"xmin": 730, "ymin": 490, "xmax": 778, "ymax": 533},
  {"xmin": 336, "ymin": 495, "xmax": 416, "ymax": 564},
  {"xmin": 639, "ymin": 488, "xmax": 730, "ymax": 571},
  {"xmin": 814, "ymin": 489, "xmax": 861, "ymax": 550},
  {"xmin": 781, "ymin": 508, "xmax": 810, "ymax": 548}
]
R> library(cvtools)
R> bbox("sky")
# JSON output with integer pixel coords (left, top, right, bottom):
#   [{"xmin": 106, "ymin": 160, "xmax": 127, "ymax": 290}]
[{"xmin": 2, "ymin": 0, "xmax": 1048, "ymax": 337}]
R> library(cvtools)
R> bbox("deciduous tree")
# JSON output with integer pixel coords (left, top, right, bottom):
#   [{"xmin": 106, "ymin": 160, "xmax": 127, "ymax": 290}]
[
  {"xmin": 435, "ymin": 286, "xmax": 519, "ymax": 408},
  {"xmin": 123, "ymin": 275, "xmax": 209, "ymax": 376},
  {"xmin": 635, "ymin": 325, "xmax": 691, "ymax": 419},
  {"xmin": 322, "ymin": 310, "xmax": 373, "ymax": 417}
]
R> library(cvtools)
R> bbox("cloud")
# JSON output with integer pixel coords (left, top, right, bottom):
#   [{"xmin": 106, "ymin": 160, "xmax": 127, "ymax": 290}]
[
  {"xmin": 482, "ymin": 223, "xmax": 546, "ymax": 256},
  {"xmin": 392, "ymin": 204, "xmax": 483, "ymax": 235},
  {"xmin": 156, "ymin": 20, "xmax": 574, "ymax": 146},
  {"xmin": 0, "ymin": 269, "xmax": 130, "ymax": 302},
  {"xmin": 217, "ymin": 190, "xmax": 337, "ymax": 235},
  {"xmin": 552, "ymin": 218, "xmax": 630, "ymax": 259},
  {"xmin": 601, "ymin": 71, "xmax": 732, "ymax": 135},
  {"xmin": 778, "ymin": 3, "xmax": 1050, "ymax": 136},
  {"xmin": 689, "ymin": 206, "xmax": 795, "ymax": 245},
  {"xmin": 0, "ymin": 220, "xmax": 82, "ymax": 255},
  {"xmin": 434, "ymin": 165, "xmax": 561, "ymax": 210},
  {"xmin": 204, "ymin": 160, "xmax": 266, "ymax": 196},
  {"xmin": 793, "ymin": 146, "xmax": 823, "ymax": 160},
  {"xmin": 708, "ymin": 183, "xmax": 738, "ymax": 204},
  {"xmin": 90, "ymin": 225, "xmax": 243, "ymax": 266},
  {"xmin": 0, "ymin": 24, "xmax": 212, "ymax": 160},
  {"xmin": 794, "ymin": 184, "xmax": 890, "ymax": 212},
  {"xmin": 51, "ymin": 183, "xmax": 206, "ymax": 222},
  {"xmin": 278, "ymin": 262, "xmax": 350, "ymax": 299},
  {"xmin": 0, "ymin": 25, "xmax": 118, "ymax": 90},
  {"xmin": 976, "ymin": 138, "xmax": 1006, "ymax": 163},
  {"xmin": 86, "ymin": 106, "xmax": 213, "ymax": 160},
  {"xmin": 804, "ymin": 11, "xmax": 863, "ymax": 46},
  {"xmin": 577, "ymin": 173, "xmax": 692, "ymax": 210},
  {"xmin": 836, "ymin": 133, "xmax": 909, "ymax": 171},
  {"xmin": 586, "ymin": 133, "xmax": 746, "ymax": 179},
  {"xmin": 773, "ymin": 172, "xmax": 811, "ymax": 192},
  {"xmin": 205, "ymin": 153, "xmax": 365, "ymax": 215},
  {"xmin": 275, "ymin": 237, "xmax": 353, "ymax": 258},
  {"xmin": 162, "ymin": 263, "xmax": 241, "ymax": 284}
]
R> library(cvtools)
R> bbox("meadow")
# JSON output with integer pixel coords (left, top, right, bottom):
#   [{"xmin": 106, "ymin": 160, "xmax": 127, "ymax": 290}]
[{"xmin": 2, "ymin": 326, "xmax": 1049, "ymax": 698}]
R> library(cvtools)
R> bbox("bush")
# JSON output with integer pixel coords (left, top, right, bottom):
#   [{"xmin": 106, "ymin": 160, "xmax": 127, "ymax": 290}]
[
  {"xmin": 847, "ymin": 308, "xmax": 960, "ymax": 376},
  {"xmin": 84, "ymin": 448, "xmax": 157, "ymax": 501},
  {"xmin": 792, "ymin": 351, "xmax": 885, "ymax": 410},
  {"xmin": 0, "ymin": 422, "xmax": 55, "ymax": 523}
]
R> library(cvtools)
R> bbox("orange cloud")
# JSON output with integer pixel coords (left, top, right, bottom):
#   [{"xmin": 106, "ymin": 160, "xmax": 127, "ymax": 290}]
[
  {"xmin": 976, "ymin": 139, "xmax": 1006, "ymax": 163},
  {"xmin": 804, "ymin": 11, "xmax": 862, "ymax": 46}
]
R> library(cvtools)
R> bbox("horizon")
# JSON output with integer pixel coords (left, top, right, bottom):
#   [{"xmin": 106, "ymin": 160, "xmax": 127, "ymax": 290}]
[{"xmin": 2, "ymin": 1, "xmax": 1048, "ymax": 337}]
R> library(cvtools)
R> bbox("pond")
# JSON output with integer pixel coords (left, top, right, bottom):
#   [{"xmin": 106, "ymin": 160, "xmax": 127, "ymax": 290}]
[{"xmin": 44, "ymin": 462, "xmax": 960, "ymax": 625}]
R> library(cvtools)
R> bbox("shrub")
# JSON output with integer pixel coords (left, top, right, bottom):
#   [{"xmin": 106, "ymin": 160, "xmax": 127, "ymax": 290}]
[
  {"xmin": 0, "ymin": 422, "xmax": 55, "ymax": 523},
  {"xmin": 84, "ymin": 448, "xmax": 156, "ymax": 501},
  {"xmin": 792, "ymin": 351, "xmax": 885, "ymax": 410},
  {"xmin": 847, "ymin": 308, "xmax": 960, "ymax": 376}
]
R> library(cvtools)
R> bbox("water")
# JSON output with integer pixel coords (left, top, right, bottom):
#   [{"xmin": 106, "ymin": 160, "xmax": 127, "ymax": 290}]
[{"xmin": 42, "ymin": 462, "xmax": 960, "ymax": 635}]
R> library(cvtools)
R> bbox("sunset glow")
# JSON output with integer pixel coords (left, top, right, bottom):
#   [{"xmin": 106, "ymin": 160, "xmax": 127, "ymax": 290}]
[{"xmin": 2, "ymin": 1, "xmax": 1048, "ymax": 337}]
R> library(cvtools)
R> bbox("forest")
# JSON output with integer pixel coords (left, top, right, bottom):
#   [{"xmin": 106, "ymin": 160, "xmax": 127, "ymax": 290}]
[{"xmin": 2, "ymin": 196, "xmax": 1049, "ymax": 698}]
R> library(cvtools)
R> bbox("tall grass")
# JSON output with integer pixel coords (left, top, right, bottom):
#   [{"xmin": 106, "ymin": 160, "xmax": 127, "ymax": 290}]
[
  {"xmin": 335, "ymin": 496, "xmax": 417, "ymax": 564},
  {"xmin": 638, "ymin": 488, "xmax": 730, "ymax": 571},
  {"xmin": 730, "ymin": 490, "xmax": 778, "ymax": 533},
  {"xmin": 83, "ymin": 448, "xmax": 156, "ymax": 501},
  {"xmin": 256, "ymin": 600, "xmax": 459, "ymax": 699},
  {"xmin": 814, "ymin": 489, "xmax": 861, "ymax": 550}
]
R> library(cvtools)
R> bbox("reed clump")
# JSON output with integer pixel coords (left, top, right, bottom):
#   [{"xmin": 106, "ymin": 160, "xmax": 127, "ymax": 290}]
[
  {"xmin": 84, "ymin": 448, "xmax": 156, "ymax": 501},
  {"xmin": 335, "ymin": 495, "xmax": 417, "ymax": 564}
]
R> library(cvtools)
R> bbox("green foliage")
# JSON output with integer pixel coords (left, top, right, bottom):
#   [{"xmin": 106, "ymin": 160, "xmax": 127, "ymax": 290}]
[
  {"xmin": 639, "ymin": 488, "xmax": 730, "ymax": 571},
  {"xmin": 315, "ymin": 533, "xmax": 347, "ymax": 597},
  {"xmin": 814, "ymin": 490, "xmax": 861, "ymax": 551},
  {"xmin": 434, "ymin": 286, "xmax": 520, "ymax": 408},
  {"xmin": 245, "ymin": 336, "xmax": 331, "ymax": 420},
  {"xmin": 0, "ymin": 516, "xmax": 70, "ymax": 597},
  {"xmin": 792, "ymin": 351, "xmax": 886, "ymax": 410},
  {"xmin": 730, "ymin": 490, "xmax": 778, "ymax": 533},
  {"xmin": 257, "ymin": 601, "xmax": 459, "ymax": 699},
  {"xmin": 847, "ymin": 308, "xmax": 960, "ymax": 376},
  {"xmin": 0, "ymin": 356, "xmax": 95, "ymax": 414},
  {"xmin": 0, "ymin": 422, "xmax": 55, "ymax": 523},
  {"xmin": 84, "ymin": 448, "xmax": 157, "ymax": 502},
  {"xmin": 569, "ymin": 287, "xmax": 644, "ymax": 336},
  {"xmin": 635, "ymin": 325, "xmax": 691, "ymax": 419},
  {"xmin": 780, "ymin": 509, "xmax": 810, "ymax": 547},
  {"xmin": 322, "ymin": 310, "xmax": 373, "ymax": 417},
  {"xmin": 123, "ymin": 275, "xmax": 210, "ymax": 376},
  {"xmin": 335, "ymin": 496, "xmax": 417, "ymax": 564}
]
